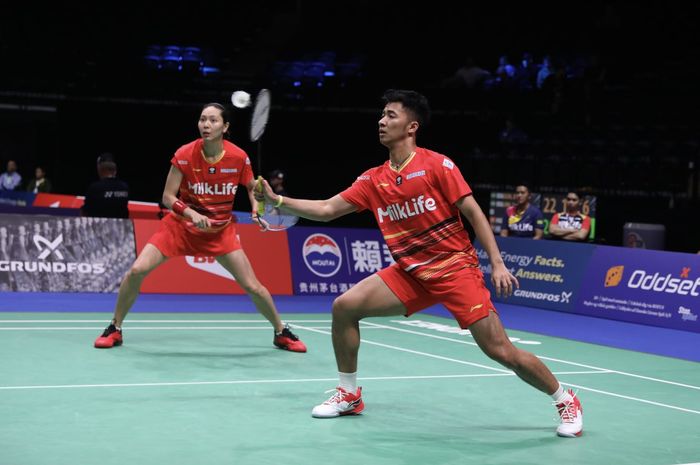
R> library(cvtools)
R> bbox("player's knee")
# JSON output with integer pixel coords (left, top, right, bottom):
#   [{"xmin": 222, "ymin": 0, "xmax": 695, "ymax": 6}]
[
  {"xmin": 126, "ymin": 263, "xmax": 151, "ymax": 281},
  {"xmin": 331, "ymin": 294, "xmax": 360, "ymax": 320},
  {"xmin": 482, "ymin": 341, "xmax": 517, "ymax": 368},
  {"xmin": 239, "ymin": 279, "xmax": 265, "ymax": 296}
]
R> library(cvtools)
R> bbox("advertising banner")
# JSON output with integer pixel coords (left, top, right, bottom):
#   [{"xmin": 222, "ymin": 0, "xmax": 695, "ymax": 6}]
[
  {"xmin": 135, "ymin": 219, "xmax": 293, "ymax": 295},
  {"xmin": 0, "ymin": 191, "xmax": 36, "ymax": 208},
  {"xmin": 474, "ymin": 237, "xmax": 595, "ymax": 311},
  {"xmin": 0, "ymin": 213, "xmax": 135, "ymax": 292},
  {"xmin": 287, "ymin": 226, "xmax": 395, "ymax": 295},
  {"xmin": 33, "ymin": 193, "xmax": 85, "ymax": 209},
  {"xmin": 575, "ymin": 245, "xmax": 700, "ymax": 332}
]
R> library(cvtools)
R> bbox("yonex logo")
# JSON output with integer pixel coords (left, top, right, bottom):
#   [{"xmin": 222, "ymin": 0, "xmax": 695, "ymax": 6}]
[{"xmin": 33, "ymin": 233, "xmax": 64, "ymax": 260}]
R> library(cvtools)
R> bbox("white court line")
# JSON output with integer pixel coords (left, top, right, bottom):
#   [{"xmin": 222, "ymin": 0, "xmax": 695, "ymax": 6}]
[
  {"xmin": 293, "ymin": 323, "xmax": 700, "ymax": 416},
  {"xmin": 362, "ymin": 320, "xmax": 700, "ymax": 392},
  {"xmin": 0, "ymin": 326, "xmax": 366, "ymax": 331},
  {"xmin": 299, "ymin": 325, "xmax": 510, "ymax": 374},
  {"xmin": 362, "ymin": 321, "xmax": 479, "ymax": 346},
  {"xmin": 564, "ymin": 382, "xmax": 700, "ymax": 415},
  {"xmin": 0, "ymin": 319, "xmax": 334, "ymax": 323},
  {"xmin": 0, "ymin": 370, "xmax": 608, "ymax": 391},
  {"xmin": 0, "ymin": 319, "xmax": 336, "ymax": 323}
]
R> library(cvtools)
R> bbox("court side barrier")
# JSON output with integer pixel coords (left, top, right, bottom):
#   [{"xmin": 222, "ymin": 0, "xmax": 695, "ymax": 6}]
[
  {"xmin": 0, "ymin": 191, "xmax": 167, "ymax": 220},
  {"xmin": 0, "ymin": 213, "xmax": 136, "ymax": 292},
  {"xmin": 474, "ymin": 237, "xmax": 700, "ymax": 333},
  {"xmin": 2, "ymin": 206, "xmax": 698, "ymax": 333}
]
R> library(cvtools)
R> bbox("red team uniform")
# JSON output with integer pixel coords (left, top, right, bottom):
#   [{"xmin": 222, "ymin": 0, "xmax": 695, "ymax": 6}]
[
  {"xmin": 148, "ymin": 139, "xmax": 253, "ymax": 257},
  {"xmin": 340, "ymin": 147, "xmax": 495, "ymax": 328}
]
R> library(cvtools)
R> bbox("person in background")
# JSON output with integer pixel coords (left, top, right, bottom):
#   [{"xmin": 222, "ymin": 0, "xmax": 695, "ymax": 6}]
[
  {"xmin": 500, "ymin": 184, "xmax": 544, "ymax": 239},
  {"xmin": 81, "ymin": 153, "xmax": 130, "ymax": 218},
  {"xmin": 268, "ymin": 169, "xmax": 288, "ymax": 196},
  {"xmin": 548, "ymin": 191, "xmax": 591, "ymax": 241},
  {"xmin": 0, "ymin": 160, "xmax": 22, "ymax": 191},
  {"xmin": 26, "ymin": 166, "xmax": 52, "ymax": 193}
]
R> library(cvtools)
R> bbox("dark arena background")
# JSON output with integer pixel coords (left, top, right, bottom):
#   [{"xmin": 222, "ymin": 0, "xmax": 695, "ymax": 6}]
[{"xmin": 1, "ymin": 2, "xmax": 698, "ymax": 251}]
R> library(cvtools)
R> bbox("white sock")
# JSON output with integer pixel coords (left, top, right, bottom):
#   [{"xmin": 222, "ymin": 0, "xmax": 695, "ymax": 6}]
[
  {"xmin": 338, "ymin": 372, "xmax": 357, "ymax": 392},
  {"xmin": 550, "ymin": 384, "xmax": 571, "ymax": 403}
]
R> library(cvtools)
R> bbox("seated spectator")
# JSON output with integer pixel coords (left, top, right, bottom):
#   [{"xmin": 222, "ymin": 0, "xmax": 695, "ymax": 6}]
[
  {"xmin": 515, "ymin": 52, "xmax": 539, "ymax": 91},
  {"xmin": 500, "ymin": 184, "xmax": 544, "ymax": 239},
  {"xmin": 536, "ymin": 55, "xmax": 554, "ymax": 90},
  {"xmin": 0, "ymin": 160, "xmax": 22, "ymax": 191},
  {"xmin": 26, "ymin": 166, "xmax": 52, "ymax": 193},
  {"xmin": 495, "ymin": 55, "xmax": 517, "ymax": 87},
  {"xmin": 81, "ymin": 153, "xmax": 130, "ymax": 218},
  {"xmin": 268, "ymin": 169, "xmax": 288, "ymax": 196},
  {"xmin": 548, "ymin": 191, "xmax": 591, "ymax": 241}
]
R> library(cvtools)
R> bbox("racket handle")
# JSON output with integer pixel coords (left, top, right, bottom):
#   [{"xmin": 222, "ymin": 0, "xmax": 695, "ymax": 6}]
[{"xmin": 255, "ymin": 176, "xmax": 265, "ymax": 215}]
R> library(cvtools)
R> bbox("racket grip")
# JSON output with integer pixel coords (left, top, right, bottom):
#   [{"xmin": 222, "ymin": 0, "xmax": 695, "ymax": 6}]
[{"xmin": 255, "ymin": 176, "xmax": 265, "ymax": 215}]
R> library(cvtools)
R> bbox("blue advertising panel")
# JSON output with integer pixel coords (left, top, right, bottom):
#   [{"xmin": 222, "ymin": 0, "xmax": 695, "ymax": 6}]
[
  {"xmin": 0, "ymin": 191, "xmax": 36, "ymax": 208},
  {"xmin": 575, "ymin": 245, "xmax": 700, "ymax": 332},
  {"xmin": 474, "ymin": 237, "xmax": 595, "ymax": 311},
  {"xmin": 287, "ymin": 226, "xmax": 395, "ymax": 295}
]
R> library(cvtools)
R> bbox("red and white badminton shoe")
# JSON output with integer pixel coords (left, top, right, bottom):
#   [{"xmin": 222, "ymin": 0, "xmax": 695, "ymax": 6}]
[
  {"xmin": 311, "ymin": 387, "xmax": 364, "ymax": 418},
  {"xmin": 555, "ymin": 389, "xmax": 583, "ymax": 437},
  {"xmin": 94, "ymin": 324, "xmax": 123, "ymax": 349},
  {"xmin": 273, "ymin": 325, "xmax": 307, "ymax": 353}
]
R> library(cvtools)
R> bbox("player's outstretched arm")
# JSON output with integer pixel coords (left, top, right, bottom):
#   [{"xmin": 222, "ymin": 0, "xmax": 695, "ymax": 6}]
[
  {"xmin": 255, "ymin": 178, "xmax": 356, "ymax": 222},
  {"xmin": 457, "ymin": 195, "xmax": 519, "ymax": 298}
]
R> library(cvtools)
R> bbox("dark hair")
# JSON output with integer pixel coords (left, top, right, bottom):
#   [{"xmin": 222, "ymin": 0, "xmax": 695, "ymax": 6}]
[
  {"xmin": 201, "ymin": 102, "xmax": 230, "ymax": 138},
  {"xmin": 381, "ymin": 89, "xmax": 431, "ymax": 127},
  {"xmin": 201, "ymin": 102, "xmax": 230, "ymax": 124},
  {"xmin": 97, "ymin": 152, "xmax": 115, "ymax": 164},
  {"xmin": 96, "ymin": 152, "xmax": 117, "ymax": 175}
]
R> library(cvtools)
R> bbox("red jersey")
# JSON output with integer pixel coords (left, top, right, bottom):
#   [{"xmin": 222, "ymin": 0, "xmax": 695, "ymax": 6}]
[
  {"xmin": 340, "ymin": 147, "xmax": 478, "ymax": 281},
  {"xmin": 171, "ymin": 139, "xmax": 253, "ymax": 222},
  {"xmin": 551, "ymin": 211, "xmax": 591, "ymax": 232}
]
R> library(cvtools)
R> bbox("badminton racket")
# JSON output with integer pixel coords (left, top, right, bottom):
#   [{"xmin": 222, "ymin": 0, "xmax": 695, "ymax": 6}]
[{"xmin": 254, "ymin": 176, "xmax": 298, "ymax": 231}]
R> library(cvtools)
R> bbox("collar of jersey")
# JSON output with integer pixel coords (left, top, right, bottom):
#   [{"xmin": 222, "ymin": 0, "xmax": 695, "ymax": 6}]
[
  {"xmin": 389, "ymin": 151, "xmax": 416, "ymax": 173},
  {"xmin": 200, "ymin": 149, "xmax": 226, "ymax": 165}
]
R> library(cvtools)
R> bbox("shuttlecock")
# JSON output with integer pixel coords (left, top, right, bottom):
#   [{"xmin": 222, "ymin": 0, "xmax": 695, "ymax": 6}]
[{"xmin": 231, "ymin": 91, "xmax": 251, "ymax": 108}]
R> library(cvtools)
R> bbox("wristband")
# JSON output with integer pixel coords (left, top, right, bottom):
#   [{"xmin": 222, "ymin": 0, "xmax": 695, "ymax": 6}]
[
  {"xmin": 274, "ymin": 195, "xmax": 284, "ymax": 208},
  {"xmin": 172, "ymin": 200, "xmax": 187, "ymax": 216}
]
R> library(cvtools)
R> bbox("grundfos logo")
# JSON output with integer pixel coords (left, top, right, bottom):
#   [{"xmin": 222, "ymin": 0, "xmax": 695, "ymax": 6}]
[
  {"xmin": 34, "ymin": 233, "xmax": 64, "ymax": 260},
  {"xmin": 187, "ymin": 182, "xmax": 237, "ymax": 196},
  {"xmin": 514, "ymin": 289, "xmax": 572, "ymax": 303},
  {"xmin": 0, "ymin": 233, "xmax": 105, "ymax": 274},
  {"xmin": 377, "ymin": 195, "xmax": 436, "ymax": 223},
  {"xmin": 605, "ymin": 265, "xmax": 700, "ymax": 296}
]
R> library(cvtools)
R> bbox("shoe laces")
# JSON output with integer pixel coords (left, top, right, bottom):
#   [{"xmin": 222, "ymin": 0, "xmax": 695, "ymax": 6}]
[
  {"xmin": 323, "ymin": 387, "xmax": 347, "ymax": 404},
  {"xmin": 101, "ymin": 324, "xmax": 119, "ymax": 337},
  {"xmin": 279, "ymin": 324, "xmax": 299, "ymax": 341},
  {"xmin": 554, "ymin": 390, "xmax": 580, "ymax": 423}
]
